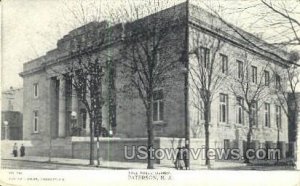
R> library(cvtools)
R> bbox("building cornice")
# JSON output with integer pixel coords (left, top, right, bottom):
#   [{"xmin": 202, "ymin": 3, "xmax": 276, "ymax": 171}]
[
  {"xmin": 19, "ymin": 65, "xmax": 45, "ymax": 78},
  {"xmin": 20, "ymin": 2, "xmax": 291, "ymax": 78},
  {"xmin": 188, "ymin": 2, "xmax": 290, "ymax": 66},
  {"xmin": 189, "ymin": 17, "xmax": 290, "ymax": 67},
  {"xmin": 19, "ymin": 38, "xmax": 123, "ymax": 77}
]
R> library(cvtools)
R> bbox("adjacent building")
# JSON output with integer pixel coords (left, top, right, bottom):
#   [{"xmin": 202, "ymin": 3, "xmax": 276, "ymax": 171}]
[
  {"xmin": 1, "ymin": 87, "xmax": 23, "ymax": 140},
  {"xmin": 20, "ymin": 2, "xmax": 291, "ymax": 158}
]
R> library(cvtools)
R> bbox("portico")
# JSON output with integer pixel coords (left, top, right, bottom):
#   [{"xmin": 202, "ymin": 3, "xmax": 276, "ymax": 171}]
[{"xmin": 55, "ymin": 76, "xmax": 90, "ymax": 138}]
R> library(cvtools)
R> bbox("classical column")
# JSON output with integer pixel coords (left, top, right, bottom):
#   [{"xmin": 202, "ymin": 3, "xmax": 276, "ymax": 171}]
[
  {"xmin": 58, "ymin": 77, "xmax": 66, "ymax": 137},
  {"xmin": 71, "ymin": 78, "xmax": 79, "ymax": 136},
  {"xmin": 71, "ymin": 79, "xmax": 78, "ymax": 122}
]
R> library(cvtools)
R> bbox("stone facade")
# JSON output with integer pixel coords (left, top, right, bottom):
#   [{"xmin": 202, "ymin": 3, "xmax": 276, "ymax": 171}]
[
  {"xmin": 188, "ymin": 4, "xmax": 290, "ymax": 157},
  {"xmin": 20, "ymin": 2, "xmax": 290, "ymax": 158},
  {"xmin": 20, "ymin": 4, "xmax": 187, "ymax": 141}
]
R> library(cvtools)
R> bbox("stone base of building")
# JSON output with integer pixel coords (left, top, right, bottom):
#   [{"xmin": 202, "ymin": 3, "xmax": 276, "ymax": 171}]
[
  {"xmin": 1, "ymin": 137, "xmax": 207, "ymax": 166},
  {"xmin": 1, "ymin": 137, "xmax": 289, "ymax": 166}
]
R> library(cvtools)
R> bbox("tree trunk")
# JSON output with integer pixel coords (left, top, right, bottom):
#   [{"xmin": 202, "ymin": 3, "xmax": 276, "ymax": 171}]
[
  {"xmin": 244, "ymin": 114, "xmax": 253, "ymax": 163},
  {"xmin": 96, "ymin": 108, "xmax": 102, "ymax": 167},
  {"xmin": 204, "ymin": 103, "xmax": 210, "ymax": 167},
  {"xmin": 48, "ymin": 137, "xmax": 52, "ymax": 162},
  {"xmin": 146, "ymin": 103, "xmax": 154, "ymax": 169},
  {"xmin": 97, "ymin": 135, "xmax": 100, "ymax": 166},
  {"xmin": 276, "ymin": 128, "xmax": 280, "ymax": 163},
  {"xmin": 89, "ymin": 117, "xmax": 95, "ymax": 165},
  {"xmin": 292, "ymin": 109, "xmax": 298, "ymax": 159}
]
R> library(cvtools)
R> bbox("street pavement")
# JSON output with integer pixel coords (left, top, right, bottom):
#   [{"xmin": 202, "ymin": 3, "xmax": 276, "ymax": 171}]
[{"xmin": 1, "ymin": 156, "xmax": 296, "ymax": 170}]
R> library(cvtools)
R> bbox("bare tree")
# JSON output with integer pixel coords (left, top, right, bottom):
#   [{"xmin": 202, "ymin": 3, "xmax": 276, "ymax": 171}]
[
  {"xmin": 43, "ymin": 0, "xmax": 185, "ymax": 169},
  {"xmin": 248, "ymin": 0, "xmax": 300, "ymax": 162},
  {"xmin": 188, "ymin": 28, "xmax": 226, "ymax": 167},
  {"xmin": 119, "ymin": 3, "xmax": 184, "ymax": 169},
  {"xmin": 44, "ymin": 0, "xmax": 120, "ymax": 167},
  {"xmin": 228, "ymin": 52, "xmax": 270, "ymax": 163},
  {"xmin": 258, "ymin": 0, "xmax": 300, "ymax": 47},
  {"xmin": 197, "ymin": 0, "xmax": 300, "ymax": 48},
  {"xmin": 48, "ymin": 22, "xmax": 111, "ymax": 166},
  {"xmin": 270, "ymin": 52, "xmax": 300, "ymax": 161},
  {"xmin": 205, "ymin": 1, "xmax": 299, "ymax": 162},
  {"xmin": 65, "ymin": 51, "xmax": 104, "ymax": 166}
]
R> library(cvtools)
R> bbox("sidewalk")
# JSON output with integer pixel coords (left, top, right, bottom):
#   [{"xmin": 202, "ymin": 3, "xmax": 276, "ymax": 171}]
[
  {"xmin": 2, "ymin": 156, "xmax": 152, "ymax": 169},
  {"xmin": 1, "ymin": 155, "xmax": 250, "ymax": 170}
]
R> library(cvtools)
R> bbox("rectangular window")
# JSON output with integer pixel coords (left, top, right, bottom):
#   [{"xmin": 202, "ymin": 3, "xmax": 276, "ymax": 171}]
[
  {"xmin": 33, "ymin": 83, "xmax": 39, "ymax": 98},
  {"xmin": 224, "ymin": 139, "xmax": 230, "ymax": 149},
  {"xmin": 81, "ymin": 109, "xmax": 87, "ymax": 129},
  {"xmin": 275, "ymin": 74, "xmax": 281, "ymax": 89},
  {"xmin": 264, "ymin": 103, "xmax": 271, "ymax": 127},
  {"xmin": 153, "ymin": 89, "xmax": 164, "ymax": 122},
  {"xmin": 200, "ymin": 47, "xmax": 210, "ymax": 68},
  {"xmin": 219, "ymin": 93, "xmax": 228, "ymax": 123},
  {"xmin": 33, "ymin": 111, "xmax": 38, "ymax": 133},
  {"xmin": 251, "ymin": 66, "xmax": 257, "ymax": 83},
  {"xmin": 236, "ymin": 97, "xmax": 244, "ymax": 124},
  {"xmin": 237, "ymin": 60, "xmax": 243, "ymax": 79},
  {"xmin": 264, "ymin": 70, "xmax": 270, "ymax": 86},
  {"xmin": 251, "ymin": 101, "xmax": 258, "ymax": 126},
  {"xmin": 276, "ymin": 105, "xmax": 282, "ymax": 129},
  {"xmin": 220, "ymin": 54, "xmax": 228, "ymax": 74}
]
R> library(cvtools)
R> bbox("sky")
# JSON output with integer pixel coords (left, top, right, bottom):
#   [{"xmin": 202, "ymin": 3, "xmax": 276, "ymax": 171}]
[{"xmin": 1, "ymin": 0, "xmax": 300, "ymax": 91}]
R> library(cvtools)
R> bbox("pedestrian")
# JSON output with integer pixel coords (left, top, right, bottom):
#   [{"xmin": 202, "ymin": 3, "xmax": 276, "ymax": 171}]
[
  {"xmin": 20, "ymin": 144, "xmax": 25, "ymax": 157},
  {"xmin": 182, "ymin": 146, "xmax": 189, "ymax": 170},
  {"xmin": 12, "ymin": 143, "xmax": 18, "ymax": 157},
  {"xmin": 174, "ymin": 147, "xmax": 184, "ymax": 170}
]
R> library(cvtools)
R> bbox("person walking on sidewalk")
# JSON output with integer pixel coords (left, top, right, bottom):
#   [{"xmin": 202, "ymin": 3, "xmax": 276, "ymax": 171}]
[
  {"xmin": 12, "ymin": 143, "xmax": 18, "ymax": 157},
  {"xmin": 182, "ymin": 146, "xmax": 189, "ymax": 170},
  {"xmin": 20, "ymin": 144, "xmax": 25, "ymax": 157},
  {"xmin": 174, "ymin": 147, "xmax": 184, "ymax": 170}
]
